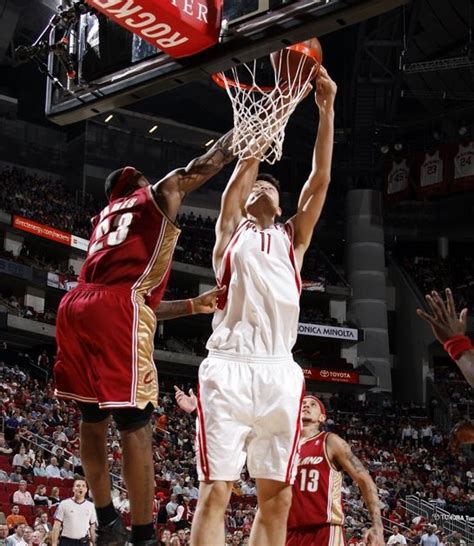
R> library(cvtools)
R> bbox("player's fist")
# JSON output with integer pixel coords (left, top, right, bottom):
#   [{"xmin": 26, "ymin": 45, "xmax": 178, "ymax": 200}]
[
  {"xmin": 174, "ymin": 386, "xmax": 198, "ymax": 414},
  {"xmin": 191, "ymin": 285, "xmax": 226, "ymax": 314}
]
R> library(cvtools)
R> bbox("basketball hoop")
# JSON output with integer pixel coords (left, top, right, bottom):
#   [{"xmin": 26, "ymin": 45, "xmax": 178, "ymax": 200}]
[{"xmin": 212, "ymin": 39, "xmax": 322, "ymax": 164}]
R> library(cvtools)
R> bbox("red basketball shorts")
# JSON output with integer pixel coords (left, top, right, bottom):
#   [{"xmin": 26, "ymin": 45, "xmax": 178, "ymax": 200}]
[
  {"xmin": 286, "ymin": 525, "xmax": 347, "ymax": 546},
  {"xmin": 54, "ymin": 284, "xmax": 158, "ymax": 409}
]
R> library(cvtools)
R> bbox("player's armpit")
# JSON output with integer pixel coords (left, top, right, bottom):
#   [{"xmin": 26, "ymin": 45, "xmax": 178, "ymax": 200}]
[{"xmin": 151, "ymin": 130, "xmax": 235, "ymax": 221}]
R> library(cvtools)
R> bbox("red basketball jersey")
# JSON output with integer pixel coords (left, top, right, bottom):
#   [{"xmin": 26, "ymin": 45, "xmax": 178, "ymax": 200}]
[
  {"xmin": 288, "ymin": 431, "xmax": 344, "ymax": 529},
  {"xmin": 79, "ymin": 186, "xmax": 180, "ymax": 309}
]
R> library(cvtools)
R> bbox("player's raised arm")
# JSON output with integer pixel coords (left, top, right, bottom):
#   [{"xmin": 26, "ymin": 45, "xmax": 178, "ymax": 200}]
[
  {"xmin": 289, "ymin": 67, "xmax": 336, "ymax": 269},
  {"xmin": 327, "ymin": 434, "xmax": 384, "ymax": 546},
  {"xmin": 213, "ymin": 158, "xmax": 261, "ymax": 268},
  {"xmin": 417, "ymin": 288, "xmax": 474, "ymax": 387},
  {"xmin": 151, "ymin": 130, "xmax": 235, "ymax": 221}
]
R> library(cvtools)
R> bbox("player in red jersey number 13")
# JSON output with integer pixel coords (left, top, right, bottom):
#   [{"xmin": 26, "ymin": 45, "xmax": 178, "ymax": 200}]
[{"xmin": 286, "ymin": 396, "xmax": 384, "ymax": 546}]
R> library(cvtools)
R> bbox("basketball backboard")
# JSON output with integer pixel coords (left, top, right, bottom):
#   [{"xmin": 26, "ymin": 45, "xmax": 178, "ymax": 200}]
[{"xmin": 45, "ymin": 0, "xmax": 408, "ymax": 125}]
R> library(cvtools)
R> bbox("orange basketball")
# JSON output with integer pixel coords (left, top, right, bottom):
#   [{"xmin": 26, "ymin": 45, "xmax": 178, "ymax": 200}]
[{"xmin": 270, "ymin": 37, "xmax": 323, "ymax": 87}]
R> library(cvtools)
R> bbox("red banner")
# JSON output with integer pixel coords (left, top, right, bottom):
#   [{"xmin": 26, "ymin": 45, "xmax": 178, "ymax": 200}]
[
  {"xmin": 13, "ymin": 216, "xmax": 71, "ymax": 246},
  {"xmin": 86, "ymin": 0, "xmax": 223, "ymax": 58},
  {"xmin": 303, "ymin": 368, "xmax": 359, "ymax": 384}
]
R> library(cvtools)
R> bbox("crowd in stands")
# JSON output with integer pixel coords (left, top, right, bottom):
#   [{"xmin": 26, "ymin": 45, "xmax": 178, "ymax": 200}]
[
  {"xmin": 401, "ymin": 255, "xmax": 474, "ymax": 312},
  {"xmin": 0, "ymin": 293, "xmax": 57, "ymax": 326},
  {"xmin": 0, "ymin": 166, "xmax": 97, "ymax": 239},
  {"xmin": 0, "ymin": 245, "xmax": 77, "ymax": 280},
  {"xmin": 433, "ymin": 360, "xmax": 474, "ymax": 421},
  {"xmin": 0, "ymin": 353, "xmax": 472, "ymax": 545}
]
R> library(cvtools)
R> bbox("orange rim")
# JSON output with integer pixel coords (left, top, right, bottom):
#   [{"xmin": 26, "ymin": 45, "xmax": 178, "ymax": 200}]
[{"xmin": 212, "ymin": 43, "xmax": 322, "ymax": 92}]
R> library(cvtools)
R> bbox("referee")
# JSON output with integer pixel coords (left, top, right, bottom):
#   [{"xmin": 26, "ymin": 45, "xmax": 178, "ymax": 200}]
[{"xmin": 52, "ymin": 478, "xmax": 97, "ymax": 546}]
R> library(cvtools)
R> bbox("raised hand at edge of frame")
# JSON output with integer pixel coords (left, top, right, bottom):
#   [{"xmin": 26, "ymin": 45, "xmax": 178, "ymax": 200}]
[{"xmin": 416, "ymin": 288, "xmax": 468, "ymax": 344}]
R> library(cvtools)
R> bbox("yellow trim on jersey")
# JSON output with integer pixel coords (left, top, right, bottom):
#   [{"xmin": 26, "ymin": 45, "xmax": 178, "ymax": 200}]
[
  {"xmin": 330, "ymin": 471, "xmax": 344, "ymax": 525},
  {"xmin": 329, "ymin": 524, "xmax": 345, "ymax": 546},
  {"xmin": 323, "ymin": 432, "xmax": 341, "ymax": 472},
  {"xmin": 134, "ymin": 301, "xmax": 159, "ymax": 409},
  {"xmin": 135, "ymin": 219, "xmax": 180, "ymax": 296}
]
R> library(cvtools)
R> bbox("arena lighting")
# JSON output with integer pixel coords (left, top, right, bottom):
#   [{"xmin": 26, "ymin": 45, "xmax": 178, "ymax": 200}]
[
  {"xmin": 394, "ymin": 143, "xmax": 403, "ymax": 151},
  {"xmin": 104, "ymin": 114, "xmax": 113, "ymax": 123},
  {"xmin": 433, "ymin": 131, "xmax": 441, "ymax": 141},
  {"xmin": 459, "ymin": 126, "xmax": 468, "ymax": 136},
  {"xmin": 205, "ymin": 139, "xmax": 215, "ymax": 147},
  {"xmin": 380, "ymin": 145, "xmax": 390, "ymax": 154},
  {"xmin": 149, "ymin": 125, "xmax": 158, "ymax": 134}
]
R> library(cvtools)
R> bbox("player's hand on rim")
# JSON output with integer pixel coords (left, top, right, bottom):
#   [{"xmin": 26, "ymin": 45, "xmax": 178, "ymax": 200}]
[
  {"xmin": 416, "ymin": 288, "xmax": 468, "ymax": 344},
  {"xmin": 192, "ymin": 285, "xmax": 226, "ymax": 314},
  {"xmin": 174, "ymin": 385, "xmax": 198, "ymax": 414},
  {"xmin": 315, "ymin": 66, "xmax": 337, "ymax": 110}
]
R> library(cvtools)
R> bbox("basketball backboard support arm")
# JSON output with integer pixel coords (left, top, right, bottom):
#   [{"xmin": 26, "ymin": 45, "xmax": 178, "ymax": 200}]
[{"xmin": 45, "ymin": 0, "xmax": 409, "ymax": 126}]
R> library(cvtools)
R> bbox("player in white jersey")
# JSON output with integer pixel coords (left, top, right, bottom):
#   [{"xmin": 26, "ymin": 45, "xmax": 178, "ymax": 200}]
[{"xmin": 181, "ymin": 67, "xmax": 337, "ymax": 546}]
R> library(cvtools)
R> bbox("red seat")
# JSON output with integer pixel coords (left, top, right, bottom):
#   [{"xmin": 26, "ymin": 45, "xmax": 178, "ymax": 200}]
[
  {"xmin": 33, "ymin": 476, "xmax": 48, "ymax": 486},
  {"xmin": 17, "ymin": 504, "xmax": 33, "ymax": 518},
  {"xmin": 0, "ymin": 462, "xmax": 12, "ymax": 474},
  {"xmin": 0, "ymin": 491, "xmax": 10, "ymax": 504},
  {"xmin": 58, "ymin": 487, "xmax": 71, "ymax": 499},
  {"xmin": 5, "ymin": 482, "xmax": 18, "ymax": 494},
  {"xmin": 48, "ymin": 478, "xmax": 63, "ymax": 487},
  {"xmin": 0, "ymin": 455, "xmax": 10, "ymax": 465}
]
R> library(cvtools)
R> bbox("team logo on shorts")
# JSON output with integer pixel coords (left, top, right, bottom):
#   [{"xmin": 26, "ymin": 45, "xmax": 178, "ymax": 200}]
[{"xmin": 143, "ymin": 371, "xmax": 154, "ymax": 385}]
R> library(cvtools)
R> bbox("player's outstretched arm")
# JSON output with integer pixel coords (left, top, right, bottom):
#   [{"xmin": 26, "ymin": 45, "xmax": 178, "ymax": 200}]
[
  {"xmin": 289, "ymin": 67, "xmax": 336, "ymax": 269},
  {"xmin": 327, "ymin": 434, "xmax": 384, "ymax": 546},
  {"xmin": 155, "ymin": 286, "xmax": 226, "ymax": 321},
  {"xmin": 417, "ymin": 288, "xmax": 474, "ymax": 387},
  {"xmin": 151, "ymin": 130, "xmax": 235, "ymax": 222},
  {"xmin": 213, "ymin": 158, "xmax": 261, "ymax": 269}
]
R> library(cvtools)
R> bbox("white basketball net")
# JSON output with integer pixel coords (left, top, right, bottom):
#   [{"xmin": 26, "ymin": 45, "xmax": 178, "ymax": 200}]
[{"xmin": 215, "ymin": 52, "xmax": 318, "ymax": 165}]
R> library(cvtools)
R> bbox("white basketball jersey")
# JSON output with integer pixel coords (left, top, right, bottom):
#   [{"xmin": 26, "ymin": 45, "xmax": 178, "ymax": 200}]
[
  {"xmin": 420, "ymin": 151, "xmax": 443, "ymax": 187},
  {"xmin": 454, "ymin": 142, "xmax": 474, "ymax": 180},
  {"xmin": 206, "ymin": 219, "xmax": 301, "ymax": 356},
  {"xmin": 387, "ymin": 159, "xmax": 409, "ymax": 194}
]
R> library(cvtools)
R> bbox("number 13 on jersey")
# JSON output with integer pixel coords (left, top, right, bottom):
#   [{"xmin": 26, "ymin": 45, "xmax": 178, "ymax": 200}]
[{"xmin": 299, "ymin": 468, "xmax": 320, "ymax": 492}]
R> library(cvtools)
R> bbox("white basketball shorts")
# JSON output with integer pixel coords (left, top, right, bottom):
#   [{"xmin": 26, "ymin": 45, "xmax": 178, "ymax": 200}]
[{"xmin": 195, "ymin": 350, "xmax": 305, "ymax": 484}]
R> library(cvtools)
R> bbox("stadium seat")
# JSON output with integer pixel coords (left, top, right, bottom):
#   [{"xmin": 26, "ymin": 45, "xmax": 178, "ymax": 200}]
[
  {"xmin": 58, "ymin": 486, "xmax": 71, "ymax": 499},
  {"xmin": 48, "ymin": 477, "xmax": 64, "ymax": 487},
  {"xmin": 5, "ymin": 482, "xmax": 18, "ymax": 494},
  {"xmin": 33, "ymin": 476, "xmax": 48, "ymax": 486},
  {"xmin": 0, "ymin": 455, "xmax": 10, "ymax": 466},
  {"xmin": 17, "ymin": 504, "xmax": 33, "ymax": 518},
  {"xmin": 0, "ymin": 462, "xmax": 12, "ymax": 474},
  {"xmin": 0, "ymin": 491, "xmax": 10, "ymax": 504}
]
